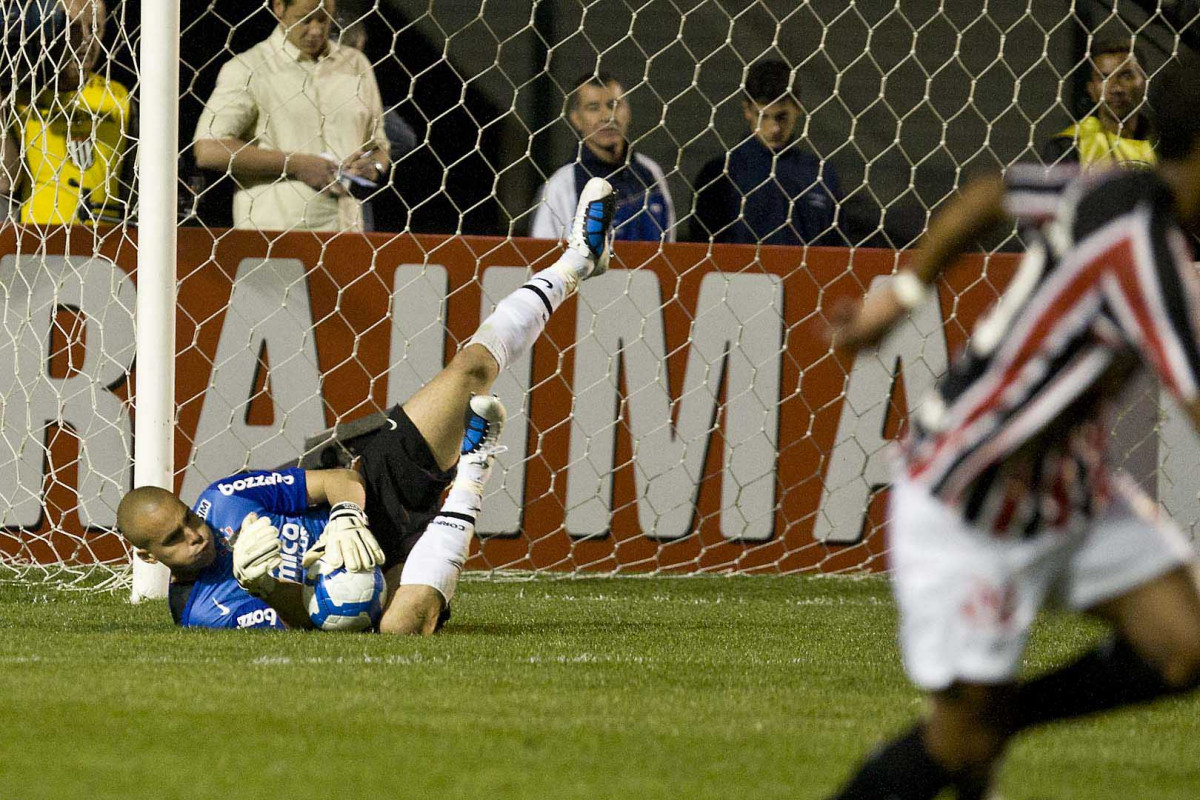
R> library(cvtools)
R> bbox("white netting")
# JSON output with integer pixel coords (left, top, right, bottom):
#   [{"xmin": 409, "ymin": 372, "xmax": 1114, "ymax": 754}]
[{"xmin": 1, "ymin": 0, "xmax": 1198, "ymax": 589}]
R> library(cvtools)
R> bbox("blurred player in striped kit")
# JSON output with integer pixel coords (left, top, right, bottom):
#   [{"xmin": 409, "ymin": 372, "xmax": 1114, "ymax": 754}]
[{"xmin": 826, "ymin": 57, "xmax": 1200, "ymax": 800}]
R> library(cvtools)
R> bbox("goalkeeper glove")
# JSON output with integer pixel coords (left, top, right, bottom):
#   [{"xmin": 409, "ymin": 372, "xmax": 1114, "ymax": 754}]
[
  {"xmin": 232, "ymin": 513, "xmax": 282, "ymax": 598},
  {"xmin": 301, "ymin": 502, "xmax": 384, "ymax": 573}
]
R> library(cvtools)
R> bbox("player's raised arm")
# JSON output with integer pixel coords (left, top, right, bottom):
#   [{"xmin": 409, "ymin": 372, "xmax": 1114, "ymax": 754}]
[{"xmin": 830, "ymin": 173, "xmax": 1006, "ymax": 353}]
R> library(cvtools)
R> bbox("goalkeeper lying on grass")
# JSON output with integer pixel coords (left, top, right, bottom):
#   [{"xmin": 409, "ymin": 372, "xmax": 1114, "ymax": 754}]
[{"xmin": 116, "ymin": 178, "xmax": 617, "ymax": 633}]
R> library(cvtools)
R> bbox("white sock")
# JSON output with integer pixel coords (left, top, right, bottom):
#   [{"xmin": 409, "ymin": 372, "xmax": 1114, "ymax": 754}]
[
  {"xmin": 398, "ymin": 512, "xmax": 474, "ymax": 603},
  {"xmin": 398, "ymin": 467, "xmax": 488, "ymax": 603},
  {"xmin": 465, "ymin": 253, "xmax": 587, "ymax": 372},
  {"xmin": 444, "ymin": 463, "xmax": 487, "ymax": 518}
]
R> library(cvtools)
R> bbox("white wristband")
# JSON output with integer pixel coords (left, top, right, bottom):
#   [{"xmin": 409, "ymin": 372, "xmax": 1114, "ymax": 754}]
[
  {"xmin": 892, "ymin": 271, "xmax": 928, "ymax": 310},
  {"xmin": 329, "ymin": 501, "xmax": 367, "ymax": 524}
]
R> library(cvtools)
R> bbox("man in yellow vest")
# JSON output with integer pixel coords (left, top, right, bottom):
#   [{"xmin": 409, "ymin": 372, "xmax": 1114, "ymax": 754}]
[
  {"xmin": 0, "ymin": 0, "xmax": 134, "ymax": 225},
  {"xmin": 1042, "ymin": 35, "xmax": 1155, "ymax": 168}
]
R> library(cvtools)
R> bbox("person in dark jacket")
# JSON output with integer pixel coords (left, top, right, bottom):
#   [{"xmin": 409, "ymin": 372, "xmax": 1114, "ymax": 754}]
[{"xmin": 691, "ymin": 60, "xmax": 841, "ymax": 246}]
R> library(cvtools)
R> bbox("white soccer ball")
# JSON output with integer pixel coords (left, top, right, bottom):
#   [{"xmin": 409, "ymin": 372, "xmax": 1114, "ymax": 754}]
[{"xmin": 303, "ymin": 559, "xmax": 385, "ymax": 632}]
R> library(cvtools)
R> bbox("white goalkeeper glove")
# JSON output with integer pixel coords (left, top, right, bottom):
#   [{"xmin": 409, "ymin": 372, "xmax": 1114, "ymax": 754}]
[
  {"xmin": 232, "ymin": 513, "xmax": 282, "ymax": 598},
  {"xmin": 301, "ymin": 501, "xmax": 384, "ymax": 573}
]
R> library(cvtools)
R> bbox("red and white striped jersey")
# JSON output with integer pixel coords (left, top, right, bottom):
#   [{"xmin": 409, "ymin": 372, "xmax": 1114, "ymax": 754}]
[{"xmin": 903, "ymin": 164, "xmax": 1200, "ymax": 536}]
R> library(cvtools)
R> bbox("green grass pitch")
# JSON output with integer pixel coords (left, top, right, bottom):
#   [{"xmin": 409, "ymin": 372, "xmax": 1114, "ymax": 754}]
[{"xmin": 2, "ymin": 576, "xmax": 1197, "ymax": 799}]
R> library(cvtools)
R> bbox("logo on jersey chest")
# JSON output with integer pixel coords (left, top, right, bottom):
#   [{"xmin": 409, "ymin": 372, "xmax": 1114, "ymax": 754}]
[
  {"xmin": 277, "ymin": 522, "xmax": 311, "ymax": 583},
  {"xmin": 66, "ymin": 136, "xmax": 95, "ymax": 172}
]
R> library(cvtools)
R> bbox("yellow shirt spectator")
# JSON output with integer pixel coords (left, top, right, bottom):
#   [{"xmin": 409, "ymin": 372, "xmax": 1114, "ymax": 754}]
[
  {"xmin": 1045, "ymin": 116, "xmax": 1156, "ymax": 169},
  {"xmin": 1041, "ymin": 38, "xmax": 1156, "ymax": 170},
  {"xmin": 12, "ymin": 73, "xmax": 132, "ymax": 225}
]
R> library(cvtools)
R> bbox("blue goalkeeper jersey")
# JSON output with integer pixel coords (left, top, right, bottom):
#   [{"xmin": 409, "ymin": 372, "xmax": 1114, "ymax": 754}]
[{"xmin": 178, "ymin": 468, "xmax": 331, "ymax": 629}]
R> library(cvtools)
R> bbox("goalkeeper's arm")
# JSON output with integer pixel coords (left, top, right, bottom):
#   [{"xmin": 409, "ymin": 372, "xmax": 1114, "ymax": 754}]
[
  {"xmin": 302, "ymin": 469, "xmax": 384, "ymax": 572},
  {"xmin": 257, "ymin": 581, "xmax": 315, "ymax": 630},
  {"xmin": 304, "ymin": 468, "xmax": 367, "ymax": 508}
]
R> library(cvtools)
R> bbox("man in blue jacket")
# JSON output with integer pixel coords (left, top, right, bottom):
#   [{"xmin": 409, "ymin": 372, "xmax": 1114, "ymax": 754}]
[
  {"xmin": 691, "ymin": 60, "xmax": 842, "ymax": 246},
  {"xmin": 531, "ymin": 72, "xmax": 675, "ymax": 243}
]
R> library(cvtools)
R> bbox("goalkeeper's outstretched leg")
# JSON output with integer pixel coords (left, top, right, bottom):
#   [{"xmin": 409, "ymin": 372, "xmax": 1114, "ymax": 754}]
[
  {"xmin": 362, "ymin": 176, "xmax": 617, "ymax": 634},
  {"xmin": 378, "ymin": 393, "xmax": 507, "ymax": 635},
  {"xmin": 401, "ymin": 176, "xmax": 615, "ymax": 470}
]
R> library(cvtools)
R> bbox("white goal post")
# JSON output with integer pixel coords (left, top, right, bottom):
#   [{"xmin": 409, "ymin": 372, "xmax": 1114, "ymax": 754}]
[
  {"xmin": 0, "ymin": 1, "xmax": 1196, "ymax": 593},
  {"xmin": 129, "ymin": 0, "xmax": 179, "ymax": 601}
]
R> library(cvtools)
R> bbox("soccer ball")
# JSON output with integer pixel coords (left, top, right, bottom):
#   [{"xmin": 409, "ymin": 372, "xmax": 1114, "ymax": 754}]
[{"xmin": 303, "ymin": 559, "xmax": 385, "ymax": 632}]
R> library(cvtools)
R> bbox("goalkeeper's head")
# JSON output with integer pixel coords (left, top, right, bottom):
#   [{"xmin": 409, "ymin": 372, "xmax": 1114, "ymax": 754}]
[
  {"xmin": 1152, "ymin": 53, "xmax": 1200, "ymax": 230},
  {"xmin": 117, "ymin": 487, "xmax": 217, "ymax": 577}
]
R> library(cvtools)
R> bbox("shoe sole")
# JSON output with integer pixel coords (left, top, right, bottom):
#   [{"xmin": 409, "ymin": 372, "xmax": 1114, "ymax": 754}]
[{"xmin": 461, "ymin": 395, "xmax": 507, "ymax": 455}]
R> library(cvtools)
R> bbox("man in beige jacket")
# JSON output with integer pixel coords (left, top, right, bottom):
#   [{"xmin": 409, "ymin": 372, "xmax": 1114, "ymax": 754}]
[{"xmin": 193, "ymin": 0, "xmax": 389, "ymax": 232}]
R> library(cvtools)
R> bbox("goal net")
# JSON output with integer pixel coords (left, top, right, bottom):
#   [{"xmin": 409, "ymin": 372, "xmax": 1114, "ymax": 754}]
[{"xmin": 1, "ymin": 0, "xmax": 1198, "ymax": 592}]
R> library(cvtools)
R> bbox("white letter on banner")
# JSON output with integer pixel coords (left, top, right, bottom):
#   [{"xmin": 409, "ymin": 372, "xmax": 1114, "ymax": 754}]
[
  {"xmin": 472, "ymin": 266, "xmax": 532, "ymax": 536},
  {"xmin": 181, "ymin": 258, "xmax": 325, "ymax": 499},
  {"xmin": 814, "ymin": 276, "xmax": 947, "ymax": 543},
  {"xmin": 385, "ymin": 264, "xmax": 447, "ymax": 408},
  {"xmin": 565, "ymin": 271, "xmax": 782, "ymax": 541},
  {"xmin": 0, "ymin": 255, "xmax": 134, "ymax": 527}
]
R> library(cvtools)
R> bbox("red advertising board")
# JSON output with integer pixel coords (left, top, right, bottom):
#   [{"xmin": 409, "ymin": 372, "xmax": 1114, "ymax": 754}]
[{"xmin": 0, "ymin": 226, "xmax": 1018, "ymax": 573}]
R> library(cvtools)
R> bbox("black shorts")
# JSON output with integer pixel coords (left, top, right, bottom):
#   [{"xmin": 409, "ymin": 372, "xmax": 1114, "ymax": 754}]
[{"xmin": 358, "ymin": 406, "xmax": 456, "ymax": 571}]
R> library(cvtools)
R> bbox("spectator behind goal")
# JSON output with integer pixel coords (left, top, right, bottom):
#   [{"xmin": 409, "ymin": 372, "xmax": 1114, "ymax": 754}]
[
  {"xmin": 690, "ymin": 60, "xmax": 841, "ymax": 246},
  {"xmin": 192, "ymin": 0, "xmax": 390, "ymax": 232},
  {"xmin": 1041, "ymin": 34, "xmax": 1155, "ymax": 168},
  {"xmin": 0, "ymin": 0, "xmax": 134, "ymax": 225},
  {"xmin": 530, "ymin": 71, "xmax": 675, "ymax": 242}
]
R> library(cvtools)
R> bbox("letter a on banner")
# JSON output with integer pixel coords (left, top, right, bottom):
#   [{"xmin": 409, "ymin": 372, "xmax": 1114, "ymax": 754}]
[
  {"xmin": 0, "ymin": 255, "xmax": 134, "ymax": 528},
  {"xmin": 814, "ymin": 276, "xmax": 947, "ymax": 543},
  {"xmin": 181, "ymin": 258, "xmax": 324, "ymax": 500}
]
